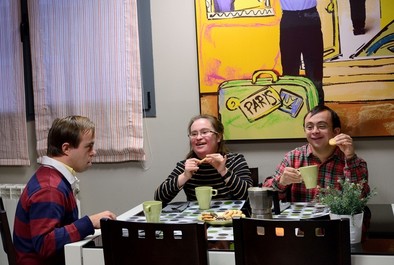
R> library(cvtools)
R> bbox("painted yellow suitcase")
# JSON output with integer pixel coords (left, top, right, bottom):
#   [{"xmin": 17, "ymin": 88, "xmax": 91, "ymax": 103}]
[{"xmin": 217, "ymin": 70, "xmax": 319, "ymax": 140}]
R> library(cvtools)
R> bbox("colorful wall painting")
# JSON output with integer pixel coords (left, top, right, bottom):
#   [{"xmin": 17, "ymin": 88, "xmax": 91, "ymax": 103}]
[{"xmin": 195, "ymin": 0, "xmax": 394, "ymax": 140}]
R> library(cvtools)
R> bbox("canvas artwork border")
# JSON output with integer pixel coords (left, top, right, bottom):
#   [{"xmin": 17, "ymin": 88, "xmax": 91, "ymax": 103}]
[{"xmin": 195, "ymin": 0, "xmax": 394, "ymax": 140}]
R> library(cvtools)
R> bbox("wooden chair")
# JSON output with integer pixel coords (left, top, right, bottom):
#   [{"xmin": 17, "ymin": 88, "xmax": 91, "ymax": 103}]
[
  {"xmin": 100, "ymin": 219, "xmax": 208, "ymax": 265},
  {"xmin": 0, "ymin": 197, "xmax": 17, "ymax": 265},
  {"xmin": 233, "ymin": 217, "xmax": 351, "ymax": 265},
  {"xmin": 249, "ymin": 167, "xmax": 259, "ymax": 187}
]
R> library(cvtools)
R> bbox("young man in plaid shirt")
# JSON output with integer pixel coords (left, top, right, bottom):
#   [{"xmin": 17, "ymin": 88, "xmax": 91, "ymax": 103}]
[{"xmin": 264, "ymin": 105, "xmax": 369, "ymax": 202}]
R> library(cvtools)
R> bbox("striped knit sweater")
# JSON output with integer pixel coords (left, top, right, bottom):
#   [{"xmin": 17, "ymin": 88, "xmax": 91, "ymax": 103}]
[
  {"xmin": 13, "ymin": 165, "xmax": 94, "ymax": 265},
  {"xmin": 154, "ymin": 152, "xmax": 253, "ymax": 204}
]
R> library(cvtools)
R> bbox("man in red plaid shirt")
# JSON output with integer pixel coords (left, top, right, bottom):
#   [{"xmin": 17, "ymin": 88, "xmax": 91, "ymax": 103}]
[{"xmin": 264, "ymin": 105, "xmax": 369, "ymax": 202}]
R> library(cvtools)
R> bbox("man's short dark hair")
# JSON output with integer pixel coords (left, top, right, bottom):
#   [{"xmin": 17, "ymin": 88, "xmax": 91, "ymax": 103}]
[{"xmin": 303, "ymin": 105, "xmax": 341, "ymax": 129}]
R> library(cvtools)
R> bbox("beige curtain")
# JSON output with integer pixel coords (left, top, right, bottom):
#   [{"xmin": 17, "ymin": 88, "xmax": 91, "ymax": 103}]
[
  {"xmin": 0, "ymin": 0, "xmax": 30, "ymax": 166},
  {"xmin": 28, "ymin": 0, "xmax": 145, "ymax": 162}
]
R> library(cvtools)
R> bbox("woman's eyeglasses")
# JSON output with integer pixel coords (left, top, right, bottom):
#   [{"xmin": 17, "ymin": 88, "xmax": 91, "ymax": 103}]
[{"xmin": 188, "ymin": 130, "xmax": 217, "ymax": 139}]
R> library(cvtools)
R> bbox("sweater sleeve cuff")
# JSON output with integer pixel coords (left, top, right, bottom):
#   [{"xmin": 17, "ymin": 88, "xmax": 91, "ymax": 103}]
[
  {"xmin": 74, "ymin": 215, "xmax": 95, "ymax": 238},
  {"xmin": 223, "ymin": 169, "xmax": 232, "ymax": 179}
]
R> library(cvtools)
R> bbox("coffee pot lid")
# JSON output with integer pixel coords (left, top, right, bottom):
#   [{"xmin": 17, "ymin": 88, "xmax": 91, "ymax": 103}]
[{"xmin": 248, "ymin": 187, "xmax": 273, "ymax": 192}]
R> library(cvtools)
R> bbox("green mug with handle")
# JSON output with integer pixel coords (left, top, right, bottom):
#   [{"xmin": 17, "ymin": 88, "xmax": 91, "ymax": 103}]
[
  {"xmin": 195, "ymin": 186, "xmax": 218, "ymax": 210},
  {"xmin": 143, "ymin": 200, "xmax": 162, "ymax": 222}
]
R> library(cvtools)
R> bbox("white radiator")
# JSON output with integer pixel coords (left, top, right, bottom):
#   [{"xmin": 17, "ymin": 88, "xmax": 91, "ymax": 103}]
[
  {"xmin": 0, "ymin": 183, "xmax": 81, "ymax": 265},
  {"xmin": 0, "ymin": 184, "xmax": 25, "ymax": 265}
]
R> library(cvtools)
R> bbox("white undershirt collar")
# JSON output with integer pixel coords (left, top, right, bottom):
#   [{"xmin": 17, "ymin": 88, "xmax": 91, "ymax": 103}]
[{"xmin": 41, "ymin": 156, "xmax": 80, "ymax": 194}]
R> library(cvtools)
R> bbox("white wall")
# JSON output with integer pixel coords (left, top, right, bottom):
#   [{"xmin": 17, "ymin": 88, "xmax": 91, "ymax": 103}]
[{"xmin": 0, "ymin": 0, "xmax": 393, "ymax": 218}]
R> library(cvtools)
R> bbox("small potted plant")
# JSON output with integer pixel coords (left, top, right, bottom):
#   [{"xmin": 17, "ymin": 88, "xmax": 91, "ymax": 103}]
[{"xmin": 317, "ymin": 178, "xmax": 376, "ymax": 244}]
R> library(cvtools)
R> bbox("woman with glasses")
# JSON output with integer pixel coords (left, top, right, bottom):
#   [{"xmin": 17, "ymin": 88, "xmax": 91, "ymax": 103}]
[
  {"xmin": 154, "ymin": 114, "xmax": 253, "ymax": 204},
  {"xmin": 263, "ymin": 105, "xmax": 369, "ymax": 202}
]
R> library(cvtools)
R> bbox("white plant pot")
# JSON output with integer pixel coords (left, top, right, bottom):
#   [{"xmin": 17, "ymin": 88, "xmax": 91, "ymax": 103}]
[{"xmin": 330, "ymin": 211, "xmax": 364, "ymax": 244}]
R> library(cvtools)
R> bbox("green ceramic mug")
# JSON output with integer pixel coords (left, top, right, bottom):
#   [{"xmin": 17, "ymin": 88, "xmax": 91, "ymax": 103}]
[
  {"xmin": 195, "ymin": 186, "xmax": 218, "ymax": 210},
  {"xmin": 143, "ymin": 200, "xmax": 162, "ymax": 222},
  {"xmin": 298, "ymin": 165, "xmax": 318, "ymax": 189}
]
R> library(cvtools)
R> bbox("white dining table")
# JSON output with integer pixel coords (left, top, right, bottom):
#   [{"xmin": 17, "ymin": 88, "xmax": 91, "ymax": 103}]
[{"xmin": 64, "ymin": 203, "xmax": 394, "ymax": 265}]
